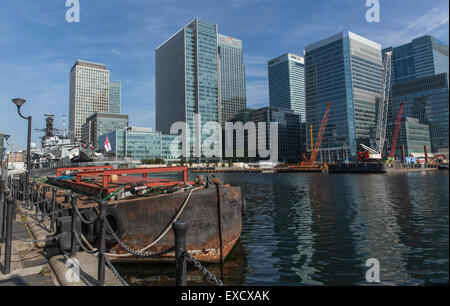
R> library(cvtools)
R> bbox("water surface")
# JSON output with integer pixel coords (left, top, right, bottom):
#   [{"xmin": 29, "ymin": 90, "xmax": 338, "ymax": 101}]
[{"xmin": 118, "ymin": 170, "xmax": 449, "ymax": 286}]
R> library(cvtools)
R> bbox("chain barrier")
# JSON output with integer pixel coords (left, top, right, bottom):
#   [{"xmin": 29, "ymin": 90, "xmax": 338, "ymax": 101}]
[
  {"xmin": 102, "ymin": 214, "xmax": 175, "ymax": 258},
  {"xmin": 104, "ymin": 255, "xmax": 130, "ymax": 286},
  {"xmin": 18, "ymin": 207, "xmax": 68, "ymax": 218},
  {"xmin": 12, "ymin": 232, "xmax": 65, "ymax": 243},
  {"xmin": 184, "ymin": 251, "xmax": 224, "ymax": 286}
]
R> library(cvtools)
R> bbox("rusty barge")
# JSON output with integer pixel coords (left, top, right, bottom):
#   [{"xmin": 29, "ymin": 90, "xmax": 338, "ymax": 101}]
[{"xmin": 45, "ymin": 166, "xmax": 244, "ymax": 263}]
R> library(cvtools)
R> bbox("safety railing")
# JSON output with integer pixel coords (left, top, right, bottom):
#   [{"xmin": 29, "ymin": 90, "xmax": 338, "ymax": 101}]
[{"xmin": 1, "ymin": 176, "xmax": 224, "ymax": 287}]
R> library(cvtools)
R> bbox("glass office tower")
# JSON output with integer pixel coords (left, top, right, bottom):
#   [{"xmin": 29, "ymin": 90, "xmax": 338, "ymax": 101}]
[
  {"xmin": 305, "ymin": 32, "xmax": 382, "ymax": 159},
  {"xmin": 156, "ymin": 18, "xmax": 246, "ymax": 160},
  {"xmin": 156, "ymin": 18, "xmax": 220, "ymax": 159},
  {"xmin": 99, "ymin": 128, "xmax": 178, "ymax": 161},
  {"xmin": 386, "ymin": 117, "xmax": 431, "ymax": 156},
  {"xmin": 81, "ymin": 112, "xmax": 129, "ymax": 150},
  {"xmin": 268, "ymin": 53, "xmax": 305, "ymax": 122},
  {"xmin": 385, "ymin": 35, "xmax": 449, "ymax": 153},
  {"xmin": 218, "ymin": 34, "xmax": 247, "ymax": 128},
  {"xmin": 109, "ymin": 82, "xmax": 121, "ymax": 114},
  {"xmin": 69, "ymin": 60, "xmax": 110, "ymax": 141}
]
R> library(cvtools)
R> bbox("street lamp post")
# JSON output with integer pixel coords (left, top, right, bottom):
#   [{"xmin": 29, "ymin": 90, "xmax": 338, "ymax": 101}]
[
  {"xmin": 1, "ymin": 134, "xmax": 10, "ymax": 181},
  {"xmin": 12, "ymin": 98, "xmax": 32, "ymax": 183},
  {"xmin": 123, "ymin": 126, "xmax": 131, "ymax": 164}
]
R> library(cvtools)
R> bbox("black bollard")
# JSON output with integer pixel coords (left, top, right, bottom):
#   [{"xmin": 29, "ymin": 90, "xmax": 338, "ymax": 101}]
[
  {"xmin": 0, "ymin": 180, "xmax": 3, "ymax": 204},
  {"xmin": 70, "ymin": 194, "xmax": 79, "ymax": 256},
  {"xmin": 1, "ymin": 190, "xmax": 10, "ymax": 244},
  {"xmin": 41, "ymin": 186, "xmax": 49, "ymax": 222},
  {"xmin": 97, "ymin": 200, "xmax": 107, "ymax": 286},
  {"xmin": 51, "ymin": 188, "xmax": 57, "ymax": 232},
  {"xmin": 3, "ymin": 196, "xmax": 16, "ymax": 275},
  {"xmin": 64, "ymin": 192, "xmax": 71, "ymax": 204},
  {"xmin": 174, "ymin": 221, "xmax": 187, "ymax": 286},
  {"xmin": 35, "ymin": 184, "xmax": 41, "ymax": 216}
]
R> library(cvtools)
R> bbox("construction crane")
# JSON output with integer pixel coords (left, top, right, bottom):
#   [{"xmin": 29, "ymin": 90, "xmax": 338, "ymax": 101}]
[
  {"xmin": 359, "ymin": 51, "xmax": 392, "ymax": 159},
  {"xmin": 302, "ymin": 102, "xmax": 331, "ymax": 165},
  {"xmin": 388, "ymin": 102, "xmax": 405, "ymax": 158}
]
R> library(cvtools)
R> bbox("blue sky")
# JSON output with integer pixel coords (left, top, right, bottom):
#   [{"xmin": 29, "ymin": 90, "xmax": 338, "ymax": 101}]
[{"xmin": 0, "ymin": 0, "xmax": 448, "ymax": 150}]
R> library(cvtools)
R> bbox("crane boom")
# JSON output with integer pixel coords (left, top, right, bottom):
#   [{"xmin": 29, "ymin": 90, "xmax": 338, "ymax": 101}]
[
  {"xmin": 310, "ymin": 102, "xmax": 331, "ymax": 164},
  {"xmin": 359, "ymin": 51, "xmax": 392, "ymax": 159},
  {"xmin": 375, "ymin": 51, "xmax": 392, "ymax": 154},
  {"xmin": 388, "ymin": 102, "xmax": 405, "ymax": 158}
]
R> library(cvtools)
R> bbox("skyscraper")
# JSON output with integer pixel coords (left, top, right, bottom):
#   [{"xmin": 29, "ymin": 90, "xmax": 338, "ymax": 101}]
[
  {"xmin": 156, "ymin": 18, "xmax": 246, "ymax": 159},
  {"xmin": 69, "ymin": 60, "xmax": 110, "ymax": 141},
  {"xmin": 218, "ymin": 34, "xmax": 247, "ymax": 127},
  {"xmin": 305, "ymin": 32, "xmax": 382, "ymax": 158},
  {"xmin": 268, "ymin": 53, "xmax": 305, "ymax": 122},
  {"xmin": 385, "ymin": 35, "xmax": 449, "ymax": 154},
  {"xmin": 109, "ymin": 81, "xmax": 121, "ymax": 114}
]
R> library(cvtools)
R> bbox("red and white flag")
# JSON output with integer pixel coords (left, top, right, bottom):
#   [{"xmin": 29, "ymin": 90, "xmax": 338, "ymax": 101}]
[{"xmin": 104, "ymin": 137, "xmax": 112, "ymax": 152}]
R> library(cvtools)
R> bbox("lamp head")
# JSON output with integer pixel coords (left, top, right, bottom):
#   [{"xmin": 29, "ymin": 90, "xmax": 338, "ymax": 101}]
[
  {"xmin": 4, "ymin": 134, "xmax": 10, "ymax": 141},
  {"xmin": 12, "ymin": 98, "xmax": 26, "ymax": 107}
]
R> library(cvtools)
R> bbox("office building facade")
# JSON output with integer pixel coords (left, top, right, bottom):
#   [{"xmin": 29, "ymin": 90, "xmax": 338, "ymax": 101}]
[
  {"xmin": 218, "ymin": 34, "xmax": 247, "ymax": 127},
  {"xmin": 69, "ymin": 60, "xmax": 110, "ymax": 141},
  {"xmin": 305, "ymin": 32, "xmax": 383, "ymax": 159},
  {"xmin": 386, "ymin": 117, "xmax": 431, "ymax": 156},
  {"xmin": 386, "ymin": 35, "xmax": 449, "ymax": 153},
  {"xmin": 109, "ymin": 82, "xmax": 121, "ymax": 114},
  {"xmin": 156, "ymin": 18, "xmax": 246, "ymax": 160},
  {"xmin": 81, "ymin": 112, "xmax": 129, "ymax": 150},
  {"xmin": 99, "ymin": 127, "xmax": 178, "ymax": 161},
  {"xmin": 268, "ymin": 53, "xmax": 306, "ymax": 121},
  {"xmin": 229, "ymin": 107, "xmax": 302, "ymax": 162}
]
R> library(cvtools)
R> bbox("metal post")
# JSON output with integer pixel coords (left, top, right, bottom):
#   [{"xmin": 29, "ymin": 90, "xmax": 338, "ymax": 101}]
[
  {"xmin": 0, "ymin": 180, "xmax": 3, "ymax": 204},
  {"xmin": 70, "ymin": 194, "xmax": 78, "ymax": 256},
  {"xmin": 3, "ymin": 196, "xmax": 15, "ymax": 275},
  {"xmin": 41, "ymin": 186, "xmax": 48, "ymax": 222},
  {"xmin": 424, "ymin": 145, "xmax": 428, "ymax": 165},
  {"xmin": 35, "ymin": 184, "xmax": 40, "ymax": 216},
  {"xmin": 174, "ymin": 221, "xmax": 187, "ymax": 286},
  {"xmin": 401, "ymin": 145, "xmax": 406, "ymax": 165},
  {"xmin": 64, "ymin": 192, "xmax": 71, "ymax": 204},
  {"xmin": 97, "ymin": 200, "xmax": 107, "ymax": 286},
  {"xmin": 1, "ymin": 190, "xmax": 9, "ymax": 243},
  {"xmin": 51, "ymin": 188, "xmax": 57, "ymax": 232},
  {"xmin": 26, "ymin": 116, "xmax": 32, "ymax": 184}
]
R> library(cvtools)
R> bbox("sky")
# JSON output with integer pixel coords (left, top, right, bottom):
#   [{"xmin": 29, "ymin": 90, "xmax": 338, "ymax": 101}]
[{"xmin": 0, "ymin": 0, "xmax": 448, "ymax": 150}]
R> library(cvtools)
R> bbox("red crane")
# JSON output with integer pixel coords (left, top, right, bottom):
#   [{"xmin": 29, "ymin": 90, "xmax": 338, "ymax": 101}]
[
  {"xmin": 388, "ymin": 102, "xmax": 405, "ymax": 158},
  {"xmin": 302, "ymin": 102, "xmax": 331, "ymax": 165}
]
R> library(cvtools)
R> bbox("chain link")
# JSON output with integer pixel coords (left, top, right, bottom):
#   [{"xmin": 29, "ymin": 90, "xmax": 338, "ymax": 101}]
[
  {"xmin": 13, "ymin": 232, "xmax": 63, "ymax": 243},
  {"xmin": 102, "ymin": 215, "xmax": 175, "ymax": 258},
  {"xmin": 104, "ymin": 255, "xmax": 130, "ymax": 286},
  {"xmin": 184, "ymin": 251, "xmax": 224, "ymax": 286}
]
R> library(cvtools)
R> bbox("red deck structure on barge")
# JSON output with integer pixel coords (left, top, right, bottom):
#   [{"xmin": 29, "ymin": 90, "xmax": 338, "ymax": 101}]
[{"xmin": 53, "ymin": 166, "xmax": 191, "ymax": 197}]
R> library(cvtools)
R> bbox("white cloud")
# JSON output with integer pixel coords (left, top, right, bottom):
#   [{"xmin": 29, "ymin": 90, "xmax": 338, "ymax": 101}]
[{"xmin": 373, "ymin": 3, "xmax": 449, "ymax": 46}]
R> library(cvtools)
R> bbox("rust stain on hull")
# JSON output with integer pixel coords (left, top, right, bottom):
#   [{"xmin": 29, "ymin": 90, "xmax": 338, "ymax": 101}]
[{"xmin": 107, "ymin": 186, "xmax": 243, "ymax": 263}]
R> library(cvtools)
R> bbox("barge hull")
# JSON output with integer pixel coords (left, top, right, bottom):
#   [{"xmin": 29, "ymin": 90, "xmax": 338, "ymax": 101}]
[{"xmin": 47, "ymin": 176, "xmax": 243, "ymax": 263}]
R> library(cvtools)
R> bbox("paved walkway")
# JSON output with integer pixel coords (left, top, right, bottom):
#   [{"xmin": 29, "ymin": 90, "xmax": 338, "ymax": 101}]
[{"xmin": 1, "ymin": 200, "xmax": 123, "ymax": 286}]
